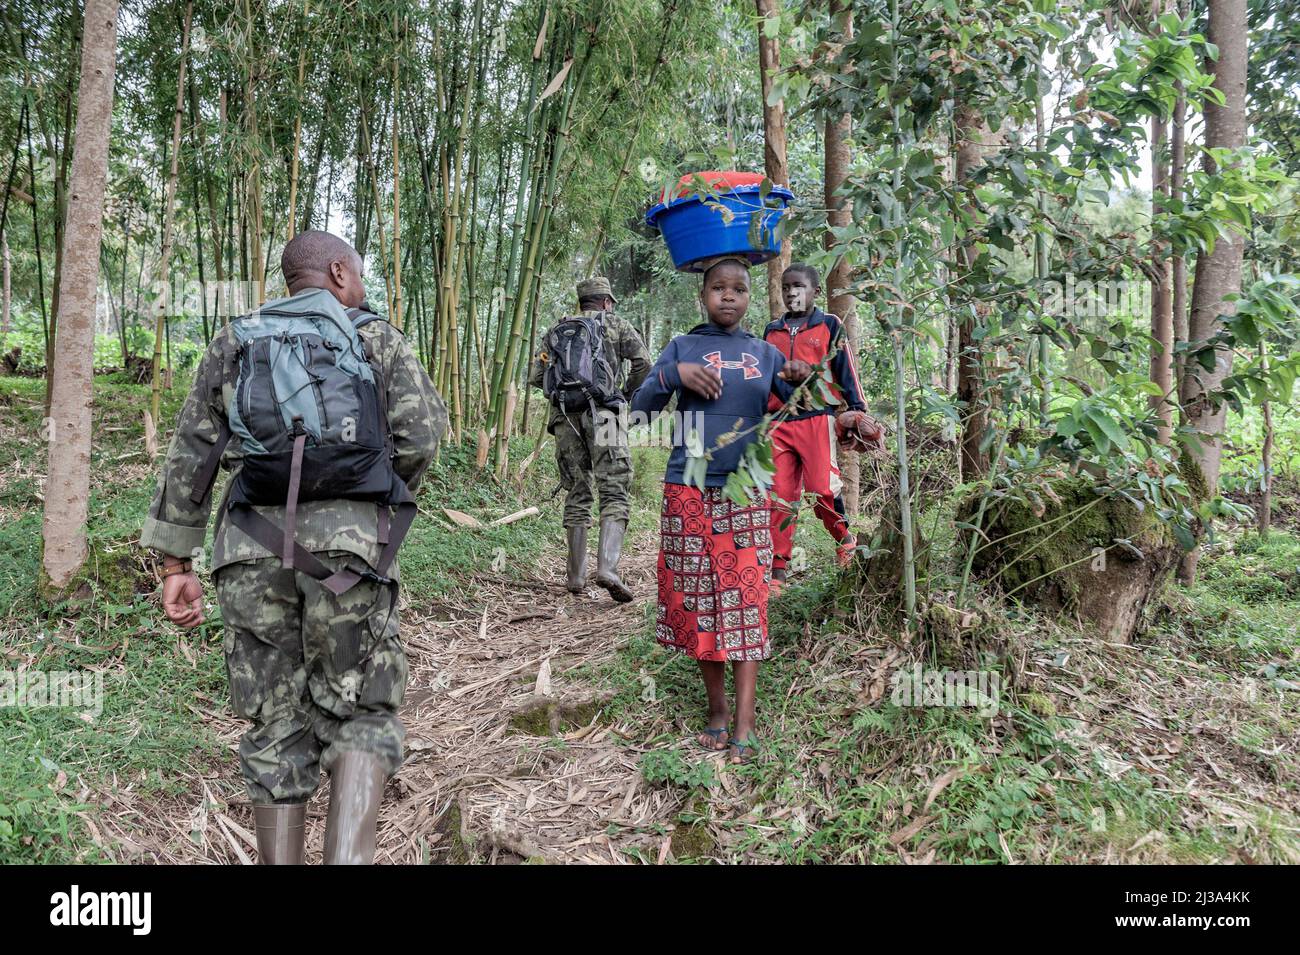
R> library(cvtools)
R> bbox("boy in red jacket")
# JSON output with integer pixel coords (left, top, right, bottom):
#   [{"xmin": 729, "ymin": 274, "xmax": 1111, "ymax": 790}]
[{"xmin": 765, "ymin": 264, "xmax": 868, "ymax": 592}]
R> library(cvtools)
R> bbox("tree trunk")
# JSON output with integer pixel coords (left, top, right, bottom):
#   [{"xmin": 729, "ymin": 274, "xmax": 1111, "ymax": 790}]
[
  {"xmin": 1171, "ymin": 76, "xmax": 1188, "ymax": 403},
  {"xmin": 954, "ymin": 102, "xmax": 992, "ymax": 478},
  {"xmin": 756, "ymin": 0, "xmax": 790, "ymax": 321},
  {"xmin": 1, "ymin": 229, "xmax": 9, "ymax": 340},
  {"xmin": 1259, "ymin": 340, "xmax": 1273, "ymax": 540},
  {"xmin": 1150, "ymin": 107, "xmax": 1174, "ymax": 443},
  {"xmin": 964, "ymin": 478, "xmax": 1180, "ymax": 644},
  {"xmin": 825, "ymin": 0, "xmax": 858, "ymax": 515},
  {"xmin": 42, "ymin": 0, "xmax": 119, "ymax": 592},
  {"xmin": 1178, "ymin": 0, "xmax": 1248, "ymax": 583},
  {"xmin": 1148, "ymin": 0, "xmax": 1175, "ymax": 443}
]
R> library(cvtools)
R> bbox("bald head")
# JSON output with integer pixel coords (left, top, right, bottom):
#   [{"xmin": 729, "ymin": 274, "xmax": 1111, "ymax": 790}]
[{"xmin": 281, "ymin": 230, "xmax": 366, "ymax": 308}]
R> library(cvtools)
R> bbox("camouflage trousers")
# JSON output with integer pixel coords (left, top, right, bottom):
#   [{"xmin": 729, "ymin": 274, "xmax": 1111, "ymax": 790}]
[
  {"xmin": 553, "ymin": 407, "xmax": 632, "ymax": 528},
  {"xmin": 215, "ymin": 551, "xmax": 407, "ymax": 804}
]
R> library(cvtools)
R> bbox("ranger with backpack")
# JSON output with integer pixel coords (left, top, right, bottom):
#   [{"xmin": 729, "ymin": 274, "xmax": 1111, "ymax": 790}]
[
  {"xmin": 529, "ymin": 277, "xmax": 651, "ymax": 602},
  {"xmin": 140, "ymin": 231, "xmax": 447, "ymax": 864}
]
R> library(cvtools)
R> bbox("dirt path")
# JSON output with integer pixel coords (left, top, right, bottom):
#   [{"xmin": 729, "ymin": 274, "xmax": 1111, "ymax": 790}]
[
  {"xmin": 104, "ymin": 534, "xmax": 687, "ymax": 864},
  {"xmin": 373, "ymin": 535, "xmax": 679, "ymax": 864}
]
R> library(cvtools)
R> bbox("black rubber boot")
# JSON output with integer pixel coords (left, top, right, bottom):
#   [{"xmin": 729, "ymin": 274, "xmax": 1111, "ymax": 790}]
[
  {"xmin": 253, "ymin": 802, "xmax": 306, "ymax": 865},
  {"xmin": 595, "ymin": 517, "xmax": 634, "ymax": 603},
  {"xmin": 323, "ymin": 750, "xmax": 386, "ymax": 865},
  {"xmin": 566, "ymin": 525, "xmax": 588, "ymax": 593}
]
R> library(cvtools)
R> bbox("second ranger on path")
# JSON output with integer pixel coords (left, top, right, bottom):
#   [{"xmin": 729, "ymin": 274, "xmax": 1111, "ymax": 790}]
[{"xmin": 530, "ymin": 277, "xmax": 651, "ymax": 602}]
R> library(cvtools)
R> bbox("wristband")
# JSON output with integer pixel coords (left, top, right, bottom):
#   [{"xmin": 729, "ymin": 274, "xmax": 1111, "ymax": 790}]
[{"xmin": 158, "ymin": 560, "xmax": 193, "ymax": 579}]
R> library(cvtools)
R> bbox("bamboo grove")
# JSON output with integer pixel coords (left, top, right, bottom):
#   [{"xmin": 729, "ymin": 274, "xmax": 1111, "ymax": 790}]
[{"xmin": 2, "ymin": 0, "xmax": 721, "ymax": 466}]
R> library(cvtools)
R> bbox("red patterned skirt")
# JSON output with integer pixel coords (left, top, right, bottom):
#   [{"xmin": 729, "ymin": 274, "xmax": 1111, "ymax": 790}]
[{"xmin": 655, "ymin": 482, "xmax": 773, "ymax": 662}]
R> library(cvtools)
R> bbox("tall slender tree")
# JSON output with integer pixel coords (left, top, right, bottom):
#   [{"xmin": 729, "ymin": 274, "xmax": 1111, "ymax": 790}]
[
  {"xmin": 1149, "ymin": 1, "xmax": 1175, "ymax": 444},
  {"xmin": 756, "ymin": 0, "xmax": 790, "ymax": 320},
  {"xmin": 1178, "ymin": 0, "xmax": 1249, "ymax": 582},
  {"xmin": 42, "ymin": 0, "xmax": 120, "ymax": 591},
  {"xmin": 824, "ymin": 0, "xmax": 858, "ymax": 514}
]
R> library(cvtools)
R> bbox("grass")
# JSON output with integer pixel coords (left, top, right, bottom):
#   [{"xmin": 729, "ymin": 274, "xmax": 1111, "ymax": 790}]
[
  {"xmin": 0, "ymin": 371, "xmax": 660, "ymax": 863},
  {"xmin": 1, "ymin": 372, "xmax": 221, "ymax": 862},
  {"xmin": 590, "ymin": 496, "xmax": 1300, "ymax": 864},
  {"xmin": 1, "ymin": 368, "xmax": 1296, "ymax": 863},
  {"xmin": 399, "ymin": 432, "xmax": 668, "ymax": 602}
]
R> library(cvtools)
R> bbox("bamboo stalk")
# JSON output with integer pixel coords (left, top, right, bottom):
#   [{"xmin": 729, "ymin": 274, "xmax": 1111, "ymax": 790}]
[
  {"xmin": 188, "ymin": 46, "xmax": 227, "ymax": 329},
  {"xmin": 191, "ymin": 165, "xmax": 209, "ymax": 343},
  {"xmin": 239, "ymin": 1, "xmax": 266, "ymax": 303},
  {"xmin": 285, "ymin": 45, "xmax": 307, "ymax": 246},
  {"xmin": 149, "ymin": 1, "xmax": 193, "ymax": 423},
  {"xmin": 462, "ymin": 0, "xmax": 489, "ymax": 414},
  {"xmin": 445, "ymin": 40, "xmax": 479, "ymax": 440},
  {"xmin": 359, "ymin": 101, "xmax": 394, "ymax": 317},
  {"xmin": 494, "ymin": 23, "xmax": 594, "ymax": 465},
  {"xmin": 586, "ymin": 5, "xmax": 678, "ymax": 272},
  {"xmin": 485, "ymin": 4, "xmax": 550, "ymax": 438},
  {"xmin": 391, "ymin": 9, "xmax": 404, "ymax": 330}
]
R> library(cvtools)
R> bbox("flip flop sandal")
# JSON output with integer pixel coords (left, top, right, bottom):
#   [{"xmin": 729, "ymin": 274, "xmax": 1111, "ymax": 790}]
[
  {"xmin": 728, "ymin": 738, "xmax": 760, "ymax": 763},
  {"xmin": 698, "ymin": 726, "xmax": 730, "ymax": 751}
]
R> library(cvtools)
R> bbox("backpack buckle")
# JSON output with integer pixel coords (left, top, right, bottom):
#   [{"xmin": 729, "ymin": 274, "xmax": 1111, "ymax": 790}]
[
  {"xmin": 355, "ymin": 566, "xmax": 393, "ymax": 587},
  {"xmin": 291, "ymin": 416, "xmax": 306, "ymax": 437}
]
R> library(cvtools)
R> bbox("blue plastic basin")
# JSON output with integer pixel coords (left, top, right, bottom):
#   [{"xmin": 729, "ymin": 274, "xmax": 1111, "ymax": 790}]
[{"xmin": 646, "ymin": 184, "xmax": 795, "ymax": 272}]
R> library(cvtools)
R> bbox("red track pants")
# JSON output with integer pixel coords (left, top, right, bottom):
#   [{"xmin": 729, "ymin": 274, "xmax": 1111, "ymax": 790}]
[{"xmin": 770, "ymin": 415, "xmax": 850, "ymax": 570}]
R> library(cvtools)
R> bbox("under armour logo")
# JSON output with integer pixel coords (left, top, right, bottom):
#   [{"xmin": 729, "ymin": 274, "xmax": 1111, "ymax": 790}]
[{"xmin": 703, "ymin": 351, "xmax": 761, "ymax": 379}]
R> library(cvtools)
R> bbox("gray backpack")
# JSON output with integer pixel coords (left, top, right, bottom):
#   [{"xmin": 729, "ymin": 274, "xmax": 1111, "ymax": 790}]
[
  {"xmin": 541, "ymin": 312, "xmax": 625, "ymax": 413},
  {"xmin": 190, "ymin": 289, "xmax": 414, "ymax": 596}
]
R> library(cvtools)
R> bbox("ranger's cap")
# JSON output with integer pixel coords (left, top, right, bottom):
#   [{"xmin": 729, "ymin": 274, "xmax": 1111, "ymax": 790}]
[{"xmin": 577, "ymin": 276, "xmax": 617, "ymax": 304}]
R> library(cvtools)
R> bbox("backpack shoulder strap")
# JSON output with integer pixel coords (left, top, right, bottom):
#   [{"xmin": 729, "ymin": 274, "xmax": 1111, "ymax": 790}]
[
  {"xmin": 188, "ymin": 419, "xmax": 232, "ymax": 505},
  {"xmin": 345, "ymin": 304, "xmax": 390, "ymax": 398},
  {"xmin": 347, "ymin": 305, "xmax": 389, "ymax": 330},
  {"xmin": 188, "ymin": 328, "xmax": 244, "ymax": 506}
]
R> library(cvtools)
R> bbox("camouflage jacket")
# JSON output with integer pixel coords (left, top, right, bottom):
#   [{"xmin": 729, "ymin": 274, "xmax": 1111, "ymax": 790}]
[
  {"xmin": 528, "ymin": 309, "xmax": 652, "ymax": 432},
  {"xmin": 140, "ymin": 298, "xmax": 448, "ymax": 574}
]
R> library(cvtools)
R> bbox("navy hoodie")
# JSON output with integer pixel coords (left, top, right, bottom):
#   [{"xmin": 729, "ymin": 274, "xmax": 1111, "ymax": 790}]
[{"xmin": 632, "ymin": 322, "xmax": 794, "ymax": 486}]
